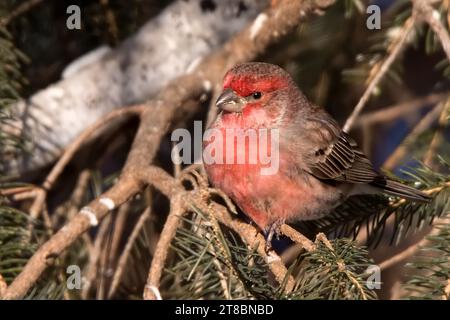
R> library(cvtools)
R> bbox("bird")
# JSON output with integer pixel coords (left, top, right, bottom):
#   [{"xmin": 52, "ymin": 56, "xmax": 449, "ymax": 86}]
[{"xmin": 203, "ymin": 62, "xmax": 431, "ymax": 245}]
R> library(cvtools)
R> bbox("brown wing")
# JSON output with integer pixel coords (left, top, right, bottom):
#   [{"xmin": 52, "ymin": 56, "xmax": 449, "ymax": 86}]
[
  {"xmin": 283, "ymin": 111, "xmax": 379, "ymax": 184},
  {"xmin": 306, "ymin": 129, "xmax": 378, "ymax": 183}
]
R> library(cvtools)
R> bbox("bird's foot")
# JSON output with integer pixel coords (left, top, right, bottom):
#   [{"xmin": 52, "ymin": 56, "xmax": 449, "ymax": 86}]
[
  {"xmin": 179, "ymin": 164, "xmax": 208, "ymax": 190},
  {"xmin": 207, "ymin": 187, "xmax": 238, "ymax": 215},
  {"xmin": 264, "ymin": 219, "xmax": 285, "ymax": 253},
  {"xmin": 180, "ymin": 165, "xmax": 238, "ymax": 215}
]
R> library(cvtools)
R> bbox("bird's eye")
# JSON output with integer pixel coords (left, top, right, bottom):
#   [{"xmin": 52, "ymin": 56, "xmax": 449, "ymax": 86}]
[{"xmin": 252, "ymin": 92, "xmax": 262, "ymax": 99}]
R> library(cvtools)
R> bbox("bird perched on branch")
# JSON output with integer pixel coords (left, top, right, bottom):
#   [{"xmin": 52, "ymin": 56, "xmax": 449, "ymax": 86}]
[{"xmin": 203, "ymin": 62, "xmax": 431, "ymax": 245}]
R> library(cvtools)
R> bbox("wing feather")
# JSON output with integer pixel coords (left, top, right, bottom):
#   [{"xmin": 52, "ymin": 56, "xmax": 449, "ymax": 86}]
[{"xmin": 282, "ymin": 110, "xmax": 379, "ymax": 184}]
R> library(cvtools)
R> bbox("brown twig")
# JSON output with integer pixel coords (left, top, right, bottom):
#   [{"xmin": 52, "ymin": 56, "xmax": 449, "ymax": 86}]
[
  {"xmin": 0, "ymin": 274, "xmax": 7, "ymax": 298},
  {"xmin": 413, "ymin": 0, "xmax": 450, "ymax": 62},
  {"xmin": 42, "ymin": 105, "xmax": 145, "ymax": 192},
  {"xmin": 354, "ymin": 93, "xmax": 446, "ymax": 127},
  {"xmin": 66, "ymin": 170, "xmax": 92, "ymax": 221},
  {"xmin": 0, "ymin": 185, "xmax": 35, "ymax": 196},
  {"xmin": 99, "ymin": 0, "xmax": 119, "ymax": 45},
  {"xmin": 108, "ymin": 202, "xmax": 131, "ymax": 271},
  {"xmin": 280, "ymin": 224, "xmax": 316, "ymax": 252},
  {"xmin": 141, "ymin": 168, "xmax": 296, "ymax": 296},
  {"xmin": 378, "ymin": 215, "xmax": 450, "ymax": 271},
  {"xmin": 424, "ymin": 99, "xmax": 449, "ymax": 167},
  {"xmin": 443, "ymin": 279, "xmax": 450, "ymax": 300},
  {"xmin": 143, "ymin": 194, "xmax": 186, "ymax": 300},
  {"xmin": 97, "ymin": 202, "xmax": 133, "ymax": 300},
  {"xmin": 55, "ymin": 170, "xmax": 94, "ymax": 254},
  {"xmin": 81, "ymin": 214, "xmax": 112, "ymax": 299},
  {"xmin": 2, "ymin": 0, "xmax": 336, "ymax": 299},
  {"xmin": 343, "ymin": 15, "xmax": 416, "ymax": 132},
  {"xmin": 383, "ymin": 101, "xmax": 445, "ymax": 170},
  {"xmin": 0, "ymin": 0, "xmax": 44, "ymax": 27},
  {"xmin": 107, "ymin": 207, "xmax": 152, "ymax": 299},
  {"xmin": 97, "ymin": 215, "xmax": 114, "ymax": 300}
]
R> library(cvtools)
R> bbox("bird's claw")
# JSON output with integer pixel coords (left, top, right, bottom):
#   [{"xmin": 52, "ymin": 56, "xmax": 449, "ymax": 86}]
[
  {"xmin": 207, "ymin": 188, "xmax": 238, "ymax": 215},
  {"xmin": 179, "ymin": 165, "xmax": 238, "ymax": 215},
  {"xmin": 179, "ymin": 165, "xmax": 208, "ymax": 190},
  {"xmin": 264, "ymin": 219, "xmax": 285, "ymax": 253}
]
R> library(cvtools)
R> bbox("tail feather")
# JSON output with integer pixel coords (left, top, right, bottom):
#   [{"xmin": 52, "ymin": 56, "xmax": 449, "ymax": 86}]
[{"xmin": 370, "ymin": 177, "xmax": 431, "ymax": 203}]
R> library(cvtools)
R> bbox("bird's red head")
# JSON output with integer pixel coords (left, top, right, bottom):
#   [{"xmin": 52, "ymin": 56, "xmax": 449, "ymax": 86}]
[{"xmin": 215, "ymin": 62, "xmax": 292, "ymax": 114}]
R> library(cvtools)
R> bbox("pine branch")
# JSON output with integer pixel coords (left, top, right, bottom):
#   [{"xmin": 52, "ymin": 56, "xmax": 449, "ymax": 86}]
[
  {"xmin": 403, "ymin": 217, "xmax": 450, "ymax": 299},
  {"xmin": 162, "ymin": 207, "xmax": 276, "ymax": 299},
  {"xmin": 0, "ymin": 204, "xmax": 68, "ymax": 299},
  {"xmin": 0, "ymin": 10, "xmax": 28, "ymax": 170},
  {"xmin": 287, "ymin": 236, "xmax": 377, "ymax": 300}
]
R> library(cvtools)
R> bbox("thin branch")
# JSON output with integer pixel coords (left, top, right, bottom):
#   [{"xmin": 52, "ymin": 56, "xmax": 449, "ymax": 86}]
[
  {"xmin": 26, "ymin": 105, "xmax": 145, "ymax": 224},
  {"xmin": 413, "ymin": 0, "xmax": 450, "ymax": 62},
  {"xmin": 97, "ymin": 215, "xmax": 114, "ymax": 300},
  {"xmin": 424, "ymin": 100, "xmax": 449, "ymax": 167},
  {"xmin": 42, "ymin": 105, "xmax": 145, "ymax": 192},
  {"xmin": 108, "ymin": 202, "xmax": 131, "ymax": 272},
  {"xmin": 99, "ymin": 0, "xmax": 119, "ymax": 44},
  {"xmin": 354, "ymin": 93, "xmax": 446, "ymax": 127},
  {"xmin": 378, "ymin": 216, "xmax": 450, "ymax": 271},
  {"xmin": 143, "ymin": 168, "xmax": 297, "ymax": 296},
  {"xmin": 213, "ymin": 259, "xmax": 232, "ymax": 299},
  {"xmin": 0, "ymin": 274, "xmax": 6, "ymax": 298},
  {"xmin": 383, "ymin": 101, "xmax": 444, "ymax": 170},
  {"xmin": 0, "ymin": 185, "xmax": 35, "ymax": 197},
  {"xmin": 280, "ymin": 224, "xmax": 316, "ymax": 252},
  {"xmin": 107, "ymin": 207, "xmax": 152, "ymax": 299},
  {"xmin": 143, "ymin": 194, "xmax": 186, "ymax": 300},
  {"xmin": 444, "ymin": 279, "xmax": 450, "ymax": 300},
  {"xmin": 343, "ymin": 15, "xmax": 416, "ymax": 132},
  {"xmin": 81, "ymin": 214, "xmax": 112, "ymax": 299},
  {"xmin": 0, "ymin": 0, "xmax": 45, "ymax": 27},
  {"xmin": 66, "ymin": 170, "xmax": 92, "ymax": 221}
]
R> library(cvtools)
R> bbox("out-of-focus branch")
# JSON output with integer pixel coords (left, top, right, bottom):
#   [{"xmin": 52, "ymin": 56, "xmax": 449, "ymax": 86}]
[
  {"xmin": 383, "ymin": 101, "xmax": 445, "ymax": 170},
  {"xmin": 354, "ymin": 93, "xmax": 446, "ymax": 127},
  {"xmin": 424, "ymin": 99, "xmax": 449, "ymax": 167},
  {"xmin": 143, "ymin": 194, "xmax": 186, "ymax": 300},
  {"xmin": 0, "ymin": 0, "xmax": 44, "ymax": 27},
  {"xmin": 81, "ymin": 214, "xmax": 112, "ymax": 299},
  {"xmin": 378, "ymin": 215, "xmax": 450, "ymax": 271},
  {"xmin": 107, "ymin": 207, "xmax": 152, "ymax": 299},
  {"xmin": 16, "ymin": 105, "xmax": 144, "ymax": 225},
  {"xmin": 412, "ymin": 0, "xmax": 450, "ymax": 62},
  {"xmin": 0, "ymin": 274, "xmax": 6, "ymax": 298},
  {"xmin": 343, "ymin": 16, "xmax": 416, "ymax": 132}
]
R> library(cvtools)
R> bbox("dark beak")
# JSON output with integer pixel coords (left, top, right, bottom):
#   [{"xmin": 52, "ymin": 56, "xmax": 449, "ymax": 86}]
[{"xmin": 215, "ymin": 88, "xmax": 244, "ymax": 113}]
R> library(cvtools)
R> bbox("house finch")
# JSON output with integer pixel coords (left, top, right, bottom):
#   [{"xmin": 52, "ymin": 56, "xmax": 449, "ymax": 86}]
[{"xmin": 203, "ymin": 62, "xmax": 430, "ymax": 243}]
